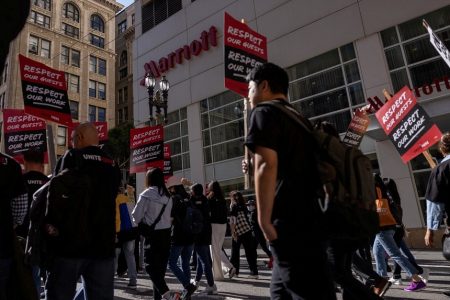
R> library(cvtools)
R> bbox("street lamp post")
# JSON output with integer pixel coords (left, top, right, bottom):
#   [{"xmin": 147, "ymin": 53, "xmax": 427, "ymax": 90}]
[{"xmin": 144, "ymin": 73, "xmax": 170, "ymax": 125}]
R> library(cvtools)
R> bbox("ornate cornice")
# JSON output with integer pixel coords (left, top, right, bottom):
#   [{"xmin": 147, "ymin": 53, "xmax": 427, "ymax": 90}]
[{"xmin": 93, "ymin": 0, "xmax": 124, "ymax": 12}]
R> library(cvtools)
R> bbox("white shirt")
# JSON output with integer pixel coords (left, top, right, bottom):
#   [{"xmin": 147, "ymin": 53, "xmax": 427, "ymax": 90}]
[{"xmin": 132, "ymin": 187, "xmax": 172, "ymax": 230}]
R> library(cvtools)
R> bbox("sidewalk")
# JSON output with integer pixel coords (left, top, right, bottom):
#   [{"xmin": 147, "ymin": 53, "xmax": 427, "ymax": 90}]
[{"xmin": 114, "ymin": 249, "xmax": 450, "ymax": 300}]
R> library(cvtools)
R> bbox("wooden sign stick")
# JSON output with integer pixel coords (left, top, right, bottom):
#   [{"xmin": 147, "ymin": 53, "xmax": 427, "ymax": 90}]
[{"xmin": 382, "ymin": 89, "xmax": 437, "ymax": 168}]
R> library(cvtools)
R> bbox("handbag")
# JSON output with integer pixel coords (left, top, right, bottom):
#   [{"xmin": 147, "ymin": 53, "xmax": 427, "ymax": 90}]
[
  {"xmin": 375, "ymin": 187, "xmax": 397, "ymax": 227},
  {"xmin": 442, "ymin": 230, "xmax": 450, "ymax": 260},
  {"xmin": 138, "ymin": 197, "xmax": 170, "ymax": 237}
]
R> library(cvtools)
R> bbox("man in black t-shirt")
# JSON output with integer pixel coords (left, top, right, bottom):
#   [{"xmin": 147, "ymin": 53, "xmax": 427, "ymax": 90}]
[
  {"xmin": 45, "ymin": 122, "xmax": 120, "ymax": 300},
  {"xmin": 0, "ymin": 152, "xmax": 28, "ymax": 300},
  {"xmin": 245, "ymin": 63, "xmax": 336, "ymax": 300}
]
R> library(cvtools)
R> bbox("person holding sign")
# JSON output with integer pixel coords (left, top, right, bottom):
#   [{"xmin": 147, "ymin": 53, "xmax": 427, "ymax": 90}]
[
  {"xmin": 424, "ymin": 133, "xmax": 450, "ymax": 297},
  {"xmin": 245, "ymin": 63, "xmax": 336, "ymax": 299}
]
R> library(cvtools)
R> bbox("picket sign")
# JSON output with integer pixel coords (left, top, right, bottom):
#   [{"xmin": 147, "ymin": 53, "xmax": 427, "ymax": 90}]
[{"xmin": 383, "ymin": 89, "xmax": 436, "ymax": 169}]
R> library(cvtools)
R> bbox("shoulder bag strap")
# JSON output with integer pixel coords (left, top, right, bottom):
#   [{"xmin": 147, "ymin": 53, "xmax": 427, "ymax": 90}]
[{"xmin": 149, "ymin": 196, "xmax": 171, "ymax": 230}]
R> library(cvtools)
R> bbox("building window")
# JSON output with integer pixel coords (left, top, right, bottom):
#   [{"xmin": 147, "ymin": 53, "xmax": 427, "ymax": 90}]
[
  {"xmin": 119, "ymin": 68, "xmax": 128, "ymax": 79},
  {"xmin": 118, "ymin": 109, "xmax": 123, "ymax": 123},
  {"xmin": 65, "ymin": 73, "xmax": 79, "ymax": 93},
  {"xmin": 118, "ymin": 20, "xmax": 127, "ymax": 34},
  {"xmin": 69, "ymin": 100, "xmax": 78, "ymax": 120},
  {"xmin": 142, "ymin": 0, "xmax": 182, "ymax": 33},
  {"xmin": 164, "ymin": 107, "xmax": 189, "ymax": 172},
  {"xmin": 123, "ymin": 106, "xmax": 128, "ymax": 121},
  {"xmin": 62, "ymin": 23, "xmax": 80, "ymax": 39},
  {"xmin": 286, "ymin": 43, "xmax": 364, "ymax": 133},
  {"xmin": 89, "ymin": 105, "xmax": 106, "ymax": 122},
  {"xmin": 63, "ymin": 2, "xmax": 79, "ymax": 22},
  {"xmin": 28, "ymin": 35, "xmax": 51, "ymax": 58},
  {"xmin": 89, "ymin": 56, "xmax": 106, "ymax": 75},
  {"xmin": 120, "ymin": 51, "xmax": 127, "ymax": 67},
  {"xmin": 30, "ymin": 11, "xmax": 51, "ymax": 28},
  {"xmin": 118, "ymin": 89, "xmax": 123, "ymax": 105},
  {"xmin": 89, "ymin": 80, "xmax": 106, "ymax": 99},
  {"xmin": 57, "ymin": 126, "xmax": 67, "ymax": 146},
  {"xmin": 118, "ymin": 87, "xmax": 128, "ymax": 104},
  {"xmin": 61, "ymin": 46, "xmax": 80, "ymax": 67},
  {"xmin": 90, "ymin": 34, "xmax": 104, "ymax": 48},
  {"xmin": 131, "ymin": 14, "xmax": 135, "ymax": 25},
  {"xmin": 201, "ymin": 91, "xmax": 244, "ymax": 164},
  {"xmin": 91, "ymin": 14, "xmax": 104, "ymax": 33},
  {"xmin": 33, "ymin": 0, "xmax": 51, "ymax": 11},
  {"xmin": 380, "ymin": 6, "xmax": 450, "ymax": 93}
]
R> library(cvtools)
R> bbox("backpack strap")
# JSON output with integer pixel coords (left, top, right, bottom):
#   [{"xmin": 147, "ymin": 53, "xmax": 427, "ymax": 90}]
[{"xmin": 258, "ymin": 99, "xmax": 314, "ymax": 134}]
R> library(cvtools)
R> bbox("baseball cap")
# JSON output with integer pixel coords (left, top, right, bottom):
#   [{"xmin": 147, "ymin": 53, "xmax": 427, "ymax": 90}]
[{"xmin": 166, "ymin": 176, "xmax": 181, "ymax": 188}]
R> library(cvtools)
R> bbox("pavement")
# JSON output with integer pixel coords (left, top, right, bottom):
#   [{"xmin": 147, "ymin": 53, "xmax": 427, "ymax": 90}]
[{"xmin": 113, "ymin": 249, "xmax": 450, "ymax": 300}]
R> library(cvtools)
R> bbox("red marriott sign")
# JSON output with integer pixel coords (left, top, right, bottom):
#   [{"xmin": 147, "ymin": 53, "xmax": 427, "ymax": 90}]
[{"xmin": 140, "ymin": 26, "xmax": 218, "ymax": 85}]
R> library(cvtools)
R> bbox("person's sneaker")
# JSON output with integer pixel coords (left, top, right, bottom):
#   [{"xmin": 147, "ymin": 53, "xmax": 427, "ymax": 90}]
[
  {"xmin": 247, "ymin": 274, "xmax": 259, "ymax": 279},
  {"xmin": 163, "ymin": 291, "xmax": 181, "ymax": 300},
  {"xmin": 419, "ymin": 267, "xmax": 430, "ymax": 284},
  {"xmin": 404, "ymin": 280, "xmax": 426, "ymax": 292},
  {"xmin": 181, "ymin": 283, "xmax": 197, "ymax": 300},
  {"xmin": 228, "ymin": 267, "xmax": 236, "ymax": 279},
  {"xmin": 127, "ymin": 282, "xmax": 137, "ymax": 289},
  {"xmin": 190, "ymin": 279, "xmax": 200, "ymax": 289},
  {"xmin": 201, "ymin": 284, "xmax": 218, "ymax": 295},
  {"xmin": 388, "ymin": 277, "xmax": 402, "ymax": 285},
  {"xmin": 373, "ymin": 277, "xmax": 392, "ymax": 297}
]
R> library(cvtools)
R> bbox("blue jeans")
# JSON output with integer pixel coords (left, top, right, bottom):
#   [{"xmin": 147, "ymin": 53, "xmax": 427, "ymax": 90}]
[
  {"xmin": 168, "ymin": 244, "xmax": 194, "ymax": 287},
  {"xmin": 373, "ymin": 229, "xmax": 418, "ymax": 277},
  {"xmin": 0, "ymin": 258, "xmax": 12, "ymax": 300},
  {"xmin": 45, "ymin": 257, "xmax": 114, "ymax": 300},
  {"xmin": 115, "ymin": 240, "xmax": 137, "ymax": 284},
  {"xmin": 194, "ymin": 245, "xmax": 214, "ymax": 287}
]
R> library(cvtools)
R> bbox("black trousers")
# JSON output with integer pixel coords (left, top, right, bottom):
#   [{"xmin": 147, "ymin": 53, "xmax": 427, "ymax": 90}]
[
  {"xmin": 144, "ymin": 228, "xmax": 171, "ymax": 300},
  {"xmin": 230, "ymin": 231, "xmax": 258, "ymax": 275}
]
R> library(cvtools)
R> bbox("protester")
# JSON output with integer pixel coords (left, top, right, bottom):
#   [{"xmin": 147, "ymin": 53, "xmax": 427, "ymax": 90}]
[
  {"xmin": 0, "ymin": 152, "xmax": 28, "ymax": 300},
  {"xmin": 132, "ymin": 168, "xmax": 180, "ymax": 300},
  {"xmin": 245, "ymin": 62, "xmax": 336, "ymax": 299},
  {"xmin": 167, "ymin": 176, "xmax": 197, "ymax": 299},
  {"xmin": 247, "ymin": 199, "xmax": 273, "ymax": 268},
  {"xmin": 373, "ymin": 173, "xmax": 426, "ymax": 292},
  {"xmin": 190, "ymin": 183, "xmax": 217, "ymax": 295},
  {"xmin": 229, "ymin": 191, "xmax": 259, "ymax": 279},
  {"xmin": 16, "ymin": 149, "xmax": 49, "ymax": 295},
  {"xmin": 45, "ymin": 122, "xmax": 121, "ymax": 300},
  {"xmin": 424, "ymin": 132, "xmax": 450, "ymax": 296},
  {"xmin": 115, "ymin": 188, "xmax": 138, "ymax": 289},
  {"xmin": 206, "ymin": 181, "xmax": 235, "ymax": 280}
]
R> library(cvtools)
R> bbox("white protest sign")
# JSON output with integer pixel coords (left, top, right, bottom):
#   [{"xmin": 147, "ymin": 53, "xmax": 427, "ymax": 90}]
[{"xmin": 423, "ymin": 19, "xmax": 450, "ymax": 68}]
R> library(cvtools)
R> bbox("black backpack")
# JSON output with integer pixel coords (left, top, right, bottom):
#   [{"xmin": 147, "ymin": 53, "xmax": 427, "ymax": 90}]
[
  {"xmin": 182, "ymin": 202, "xmax": 204, "ymax": 236},
  {"xmin": 260, "ymin": 100, "xmax": 379, "ymax": 241}
]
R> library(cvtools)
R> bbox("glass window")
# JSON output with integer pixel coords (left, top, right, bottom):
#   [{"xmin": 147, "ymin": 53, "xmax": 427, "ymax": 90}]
[
  {"xmin": 340, "ymin": 43, "xmax": 356, "ymax": 62},
  {"xmin": 63, "ymin": 2, "xmax": 79, "ymax": 22},
  {"xmin": 344, "ymin": 61, "xmax": 361, "ymax": 83},
  {"xmin": 89, "ymin": 105, "xmax": 96, "ymax": 122},
  {"xmin": 90, "ymin": 34, "xmax": 104, "ymax": 48},
  {"xmin": 57, "ymin": 126, "xmax": 66, "ymax": 146},
  {"xmin": 69, "ymin": 100, "xmax": 78, "ymax": 120},
  {"xmin": 34, "ymin": 0, "xmax": 51, "ymax": 10},
  {"xmin": 142, "ymin": 0, "xmax": 182, "ymax": 33},
  {"xmin": 28, "ymin": 36, "xmax": 39, "ymax": 55},
  {"xmin": 68, "ymin": 74, "xmax": 79, "ymax": 93},
  {"xmin": 118, "ymin": 109, "xmax": 123, "ymax": 123},
  {"xmin": 89, "ymin": 80, "xmax": 96, "ymax": 98},
  {"xmin": 286, "ymin": 49, "xmax": 340, "ymax": 79},
  {"xmin": 61, "ymin": 46, "xmax": 69, "ymax": 65},
  {"xmin": 120, "ymin": 51, "xmax": 127, "ymax": 67},
  {"xmin": 30, "ymin": 11, "xmax": 50, "ymax": 28},
  {"xmin": 118, "ymin": 20, "xmax": 127, "ymax": 34},
  {"xmin": 164, "ymin": 107, "xmax": 189, "ymax": 172},
  {"xmin": 62, "ymin": 23, "xmax": 79, "ymax": 39},
  {"xmin": 91, "ymin": 14, "xmax": 104, "ymax": 32},
  {"xmin": 71, "ymin": 49, "xmax": 80, "ymax": 67},
  {"xmin": 385, "ymin": 46, "xmax": 405, "ymax": 70},
  {"xmin": 118, "ymin": 89, "xmax": 123, "ymax": 104},
  {"xmin": 40, "ymin": 39, "xmax": 51, "ymax": 58},
  {"xmin": 89, "ymin": 56, "xmax": 97, "ymax": 72},
  {"xmin": 124, "ymin": 107, "xmax": 128, "ymax": 121},
  {"xmin": 98, "ymin": 107, "xmax": 106, "ymax": 121},
  {"xmin": 98, "ymin": 58, "xmax": 106, "ymax": 75},
  {"xmin": 98, "ymin": 82, "xmax": 106, "ymax": 100}
]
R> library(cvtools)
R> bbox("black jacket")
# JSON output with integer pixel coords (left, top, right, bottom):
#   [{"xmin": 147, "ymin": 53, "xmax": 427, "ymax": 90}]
[
  {"xmin": 209, "ymin": 195, "xmax": 228, "ymax": 224},
  {"xmin": 171, "ymin": 194, "xmax": 195, "ymax": 246},
  {"xmin": 426, "ymin": 157, "xmax": 450, "ymax": 204},
  {"xmin": 191, "ymin": 195, "xmax": 212, "ymax": 245}
]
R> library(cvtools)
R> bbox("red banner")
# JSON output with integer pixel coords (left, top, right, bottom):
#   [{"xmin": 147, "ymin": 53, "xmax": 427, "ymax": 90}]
[
  {"xmin": 342, "ymin": 109, "xmax": 370, "ymax": 147},
  {"xmin": 163, "ymin": 144, "xmax": 173, "ymax": 181},
  {"xmin": 224, "ymin": 12, "xmax": 268, "ymax": 97},
  {"xmin": 68, "ymin": 122, "xmax": 108, "ymax": 148},
  {"xmin": 129, "ymin": 125, "xmax": 164, "ymax": 173},
  {"xmin": 18, "ymin": 55, "xmax": 72, "ymax": 126},
  {"xmin": 3, "ymin": 109, "xmax": 48, "ymax": 164},
  {"xmin": 375, "ymin": 86, "xmax": 442, "ymax": 163}
]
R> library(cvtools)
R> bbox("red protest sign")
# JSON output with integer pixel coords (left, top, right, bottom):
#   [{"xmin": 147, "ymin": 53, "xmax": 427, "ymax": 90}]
[
  {"xmin": 342, "ymin": 109, "xmax": 370, "ymax": 147},
  {"xmin": 224, "ymin": 12, "xmax": 268, "ymax": 97},
  {"xmin": 163, "ymin": 144, "xmax": 173, "ymax": 181},
  {"xmin": 129, "ymin": 125, "xmax": 164, "ymax": 173},
  {"xmin": 68, "ymin": 122, "xmax": 108, "ymax": 148},
  {"xmin": 375, "ymin": 86, "xmax": 442, "ymax": 163},
  {"xmin": 3, "ymin": 109, "xmax": 48, "ymax": 164},
  {"xmin": 19, "ymin": 55, "xmax": 72, "ymax": 126}
]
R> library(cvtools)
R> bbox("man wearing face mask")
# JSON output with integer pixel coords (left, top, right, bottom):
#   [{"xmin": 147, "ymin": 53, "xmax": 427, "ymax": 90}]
[{"xmin": 246, "ymin": 199, "xmax": 273, "ymax": 269}]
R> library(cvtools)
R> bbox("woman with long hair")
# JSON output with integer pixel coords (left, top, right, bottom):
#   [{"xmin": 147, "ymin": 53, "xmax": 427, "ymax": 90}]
[
  {"xmin": 207, "ymin": 181, "xmax": 235, "ymax": 280},
  {"xmin": 132, "ymin": 168, "xmax": 180, "ymax": 300}
]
